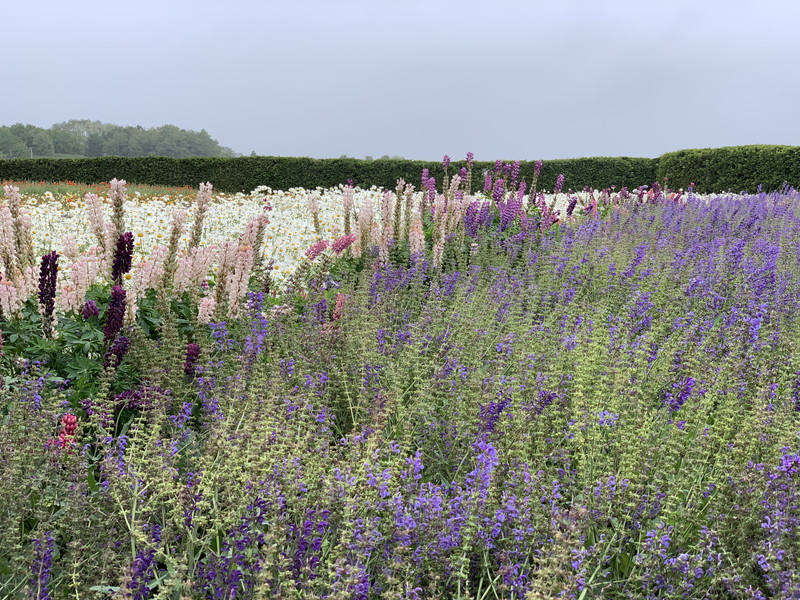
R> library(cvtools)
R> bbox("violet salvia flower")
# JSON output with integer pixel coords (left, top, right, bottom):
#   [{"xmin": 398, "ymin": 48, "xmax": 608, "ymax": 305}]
[
  {"xmin": 209, "ymin": 321, "xmax": 234, "ymax": 351},
  {"xmin": 103, "ymin": 285, "xmax": 127, "ymax": 347},
  {"xmin": 38, "ymin": 251, "xmax": 58, "ymax": 339},
  {"xmin": 597, "ymin": 411, "xmax": 619, "ymax": 427},
  {"xmin": 127, "ymin": 524, "xmax": 161, "ymax": 600},
  {"xmin": 82, "ymin": 299, "xmax": 99, "ymax": 319},
  {"xmin": 478, "ymin": 395, "xmax": 511, "ymax": 435},
  {"xmin": 243, "ymin": 299, "xmax": 269, "ymax": 361},
  {"xmin": 30, "ymin": 530, "xmax": 55, "ymax": 600},
  {"xmin": 665, "ymin": 376, "xmax": 695, "ymax": 413},
  {"xmin": 499, "ymin": 196, "xmax": 521, "ymax": 232},
  {"xmin": 111, "ymin": 232, "xmax": 134, "ymax": 284}
]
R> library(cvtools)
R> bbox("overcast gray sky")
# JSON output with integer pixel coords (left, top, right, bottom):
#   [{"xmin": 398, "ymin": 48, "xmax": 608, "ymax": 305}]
[{"xmin": 4, "ymin": 0, "xmax": 798, "ymax": 161}]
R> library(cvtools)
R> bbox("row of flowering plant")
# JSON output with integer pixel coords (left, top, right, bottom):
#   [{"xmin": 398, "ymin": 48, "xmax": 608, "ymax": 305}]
[{"xmin": 2, "ymin": 155, "xmax": 757, "ymax": 599}]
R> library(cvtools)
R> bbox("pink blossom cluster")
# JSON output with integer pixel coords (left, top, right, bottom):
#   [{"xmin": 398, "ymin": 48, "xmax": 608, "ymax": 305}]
[
  {"xmin": 56, "ymin": 254, "xmax": 104, "ymax": 313},
  {"xmin": 85, "ymin": 193, "xmax": 112, "ymax": 254},
  {"xmin": 0, "ymin": 205, "xmax": 15, "ymax": 270},
  {"xmin": 0, "ymin": 265, "xmax": 36, "ymax": 317},
  {"xmin": 331, "ymin": 234, "xmax": 356, "ymax": 254},
  {"xmin": 225, "ymin": 243, "xmax": 254, "ymax": 318},
  {"xmin": 197, "ymin": 296, "xmax": 216, "ymax": 324},
  {"xmin": 47, "ymin": 413, "xmax": 78, "ymax": 453},
  {"xmin": 173, "ymin": 246, "xmax": 218, "ymax": 295},
  {"xmin": 305, "ymin": 239, "xmax": 329, "ymax": 261}
]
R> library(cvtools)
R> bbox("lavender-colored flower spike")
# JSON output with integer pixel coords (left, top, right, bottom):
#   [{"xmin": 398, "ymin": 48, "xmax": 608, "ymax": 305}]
[
  {"xmin": 554, "ymin": 173, "xmax": 565, "ymax": 194},
  {"xmin": 30, "ymin": 531, "xmax": 55, "ymax": 600},
  {"xmin": 483, "ymin": 171, "xmax": 493, "ymax": 193}
]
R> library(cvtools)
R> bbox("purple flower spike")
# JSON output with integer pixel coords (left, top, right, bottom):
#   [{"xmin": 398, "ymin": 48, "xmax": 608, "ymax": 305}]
[
  {"xmin": 38, "ymin": 251, "xmax": 59, "ymax": 337},
  {"xmin": 103, "ymin": 285, "xmax": 127, "ymax": 347},
  {"xmin": 82, "ymin": 299, "xmax": 100, "ymax": 319},
  {"xmin": 103, "ymin": 334, "xmax": 130, "ymax": 369},
  {"xmin": 184, "ymin": 342, "xmax": 201, "ymax": 374},
  {"xmin": 554, "ymin": 174, "xmax": 565, "ymax": 194},
  {"xmin": 111, "ymin": 232, "xmax": 134, "ymax": 284}
]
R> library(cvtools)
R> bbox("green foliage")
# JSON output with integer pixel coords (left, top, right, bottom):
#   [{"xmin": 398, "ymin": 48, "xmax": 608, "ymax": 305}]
[
  {"xmin": 0, "ymin": 120, "xmax": 236, "ymax": 160},
  {"xmin": 0, "ymin": 285, "xmax": 207, "ymax": 425},
  {"xmin": 658, "ymin": 144, "xmax": 800, "ymax": 193}
]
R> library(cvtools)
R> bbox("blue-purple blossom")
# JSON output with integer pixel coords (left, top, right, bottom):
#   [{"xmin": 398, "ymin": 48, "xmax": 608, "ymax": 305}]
[
  {"xmin": 30, "ymin": 530, "xmax": 55, "ymax": 600},
  {"xmin": 665, "ymin": 376, "xmax": 695, "ymax": 413}
]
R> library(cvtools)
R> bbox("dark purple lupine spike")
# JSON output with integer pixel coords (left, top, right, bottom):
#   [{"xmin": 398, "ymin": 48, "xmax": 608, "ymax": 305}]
[
  {"xmin": 566, "ymin": 195, "xmax": 579, "ymax": 216},
  {"xmin": 103, "ymin": 285, "xmax": 127, "ymax": 347},
  {"xmin": 111, "ymin": 232, "xmax": 134, "ymax": 284},
  {"xmin": 82, "ymin": 299, "xmax": 100, "ymax": 319},
  {"xmin": 184, "ymin": 342, "xmax": 201, "ymax": 374},
  {"xmin": 103, "ymin": 334, "xmax": 130, "ymax": 369},
  {"xmin": 38, "ymin": 251, "xmax": 59, "ymax": 338}
]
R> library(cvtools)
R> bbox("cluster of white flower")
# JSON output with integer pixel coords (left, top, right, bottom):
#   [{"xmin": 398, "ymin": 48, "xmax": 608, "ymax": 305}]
[
  {"xmin": 17, "ymin": 181, "xmax": 629, "ymax": 293},
  {"xmin": 20, "ymin": 184, "xmax": 397, "ymax": 287}
]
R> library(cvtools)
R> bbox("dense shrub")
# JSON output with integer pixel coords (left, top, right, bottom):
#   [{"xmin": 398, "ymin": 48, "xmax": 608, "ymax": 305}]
[
  {"xmin": 658, "ymin": 145, "xmax": 800, "ymax": 193},
  {"xmin": 0, "ymin": 155, "xmax": 658, "ymax": 193}
]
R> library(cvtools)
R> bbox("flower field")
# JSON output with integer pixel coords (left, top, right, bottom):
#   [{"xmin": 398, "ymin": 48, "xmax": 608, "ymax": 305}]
[{"xmin": 1, "ymin": 158, "xmax": 799, "ymax": 599}]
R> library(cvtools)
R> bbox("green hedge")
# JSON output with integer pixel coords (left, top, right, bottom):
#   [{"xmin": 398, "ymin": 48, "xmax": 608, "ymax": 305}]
[
  {"xmin": 657, "ymin": 145, "xmax": 800, "ymax": 193},
  {"xmin": 0, "ymin": 155, "xmax": 658, "ymax": 194},
  {"xmin": 4, "ymin": 149, "xmax": 799, "ymax": 194}
]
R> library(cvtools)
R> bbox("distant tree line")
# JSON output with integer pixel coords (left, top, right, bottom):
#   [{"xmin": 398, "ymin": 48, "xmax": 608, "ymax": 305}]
[{"xmin": 0, "ymin": 120, "xmax": 238, "ymax": 159}]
